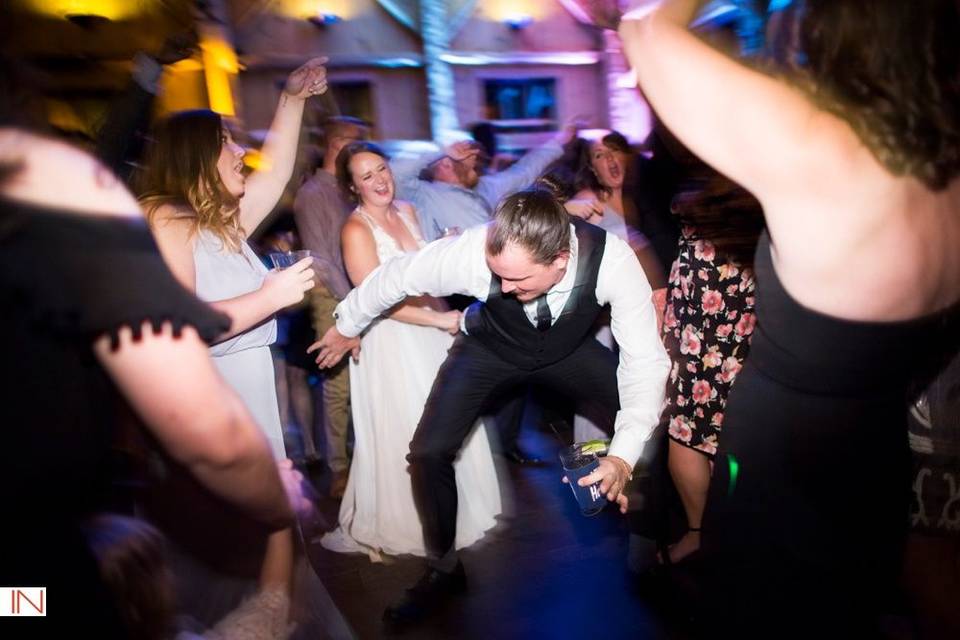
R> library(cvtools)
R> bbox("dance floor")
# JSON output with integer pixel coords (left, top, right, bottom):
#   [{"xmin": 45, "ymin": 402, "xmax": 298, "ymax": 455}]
[{"xmin": 305, "ymin": 425, "xmax": 692, "ymax": 639}]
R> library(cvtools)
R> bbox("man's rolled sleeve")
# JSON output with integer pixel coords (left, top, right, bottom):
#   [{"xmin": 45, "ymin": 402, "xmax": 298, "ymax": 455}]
[
  {"xmin": 598, "ymin": 234, "xmax": 671, "ymax": 467},
  {"xmin": 333, "ymin": 225, "xmax": 491, "ymax": 337}
]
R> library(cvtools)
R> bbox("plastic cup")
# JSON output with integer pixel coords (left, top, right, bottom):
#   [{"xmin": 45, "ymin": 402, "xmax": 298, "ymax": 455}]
[{"xmin": 269, "ymin": 250, "xmax": 311, "ymax": 269}]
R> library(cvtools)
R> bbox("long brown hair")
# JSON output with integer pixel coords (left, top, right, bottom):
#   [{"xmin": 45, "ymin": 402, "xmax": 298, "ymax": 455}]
[
  {"xmin": 799, "ymin": 0, "xmax": 960, "ymax": 191},
  {"xmin": 672, "ymin": 171, "xmax": 765, "ymax": 268},
  {"xmin": 136, "ymin": 109, "xmax": 244, "ymax": 251}
]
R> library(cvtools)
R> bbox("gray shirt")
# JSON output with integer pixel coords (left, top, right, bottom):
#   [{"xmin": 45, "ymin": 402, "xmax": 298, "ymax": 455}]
[
  {"xmin": 391, "ymin": 140, "xmax": 565, "ymax": 241},
  {"xmin": 293, "ymin": 169, "xmax": 353, "ymax": 300}
]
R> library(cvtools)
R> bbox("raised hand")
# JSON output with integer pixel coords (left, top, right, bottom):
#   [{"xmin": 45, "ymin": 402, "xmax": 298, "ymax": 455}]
[
  {"xmin": 445, "ymin": 140, "xmax": 481, "ymax": 163},
  {"xmin": 284, "ymin": 57, "xmax": 330, "ymax": 100},
  {"xmin": 555, "ymin": 114, "xmax": 588, "ymax": 145}
]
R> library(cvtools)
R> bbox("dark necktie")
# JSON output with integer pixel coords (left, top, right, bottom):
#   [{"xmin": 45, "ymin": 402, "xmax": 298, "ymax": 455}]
[{"xmin": 536, "ymin": 295, "xmax": 552, "ymax": 331}]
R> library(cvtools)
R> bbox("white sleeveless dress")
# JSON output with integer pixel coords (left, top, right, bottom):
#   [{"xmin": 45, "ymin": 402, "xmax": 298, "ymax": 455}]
[
  {"xmin": 193, "ymin": 230, "xmax": 286, "ymax": 459},
  {"xmin": 322, "ymin": 208, "xmax": 501, "ymax": 560}
]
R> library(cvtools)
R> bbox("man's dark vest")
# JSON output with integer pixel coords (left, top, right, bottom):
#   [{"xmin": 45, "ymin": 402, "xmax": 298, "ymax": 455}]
[{"xmin": 463, "ymin": 219, "xmax": 607, "ymax": 370}]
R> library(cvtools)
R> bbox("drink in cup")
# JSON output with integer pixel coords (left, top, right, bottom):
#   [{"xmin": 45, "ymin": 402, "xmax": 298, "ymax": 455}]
[
  {"xmin": 269, "ymin": 249, "xmax": 311, "ymax": 269},
  {"xmin": 559, "ymin": 440, "xmax": 610, "ymax": 517}
]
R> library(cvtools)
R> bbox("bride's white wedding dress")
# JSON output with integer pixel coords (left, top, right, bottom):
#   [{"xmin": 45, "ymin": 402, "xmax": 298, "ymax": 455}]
[{"xmin": 321, "ymin": 207, "xmax": 501, "ymax": 560}]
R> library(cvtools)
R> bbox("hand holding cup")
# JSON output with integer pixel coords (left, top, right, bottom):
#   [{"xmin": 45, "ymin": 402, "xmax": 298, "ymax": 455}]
[{"xmin": 262, "ymin": 255, "xmax": 314, "ymax": 309}]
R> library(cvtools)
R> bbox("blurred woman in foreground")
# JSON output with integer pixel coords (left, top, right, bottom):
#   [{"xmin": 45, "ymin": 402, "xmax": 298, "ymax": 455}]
[
  {"xmin": 0, "ymin": 73, "xmax": 302, "ymax": 636},
  {"xmin": 621, "ymin": 0, "xmax": 960, "ymax": 632}
]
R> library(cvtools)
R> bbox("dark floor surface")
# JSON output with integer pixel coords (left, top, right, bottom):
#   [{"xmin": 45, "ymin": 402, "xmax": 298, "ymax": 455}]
[{"xmin": 301, "ymin": 424, "xmax": 696, "ymax": 640}]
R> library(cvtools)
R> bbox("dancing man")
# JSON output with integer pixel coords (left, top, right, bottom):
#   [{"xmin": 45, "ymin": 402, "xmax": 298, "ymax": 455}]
[{"xmin": 312, "ymin": 188, "xmax": 670, "ymax": 629}]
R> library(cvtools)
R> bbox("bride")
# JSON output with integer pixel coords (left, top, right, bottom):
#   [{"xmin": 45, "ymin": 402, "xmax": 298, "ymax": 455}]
[{"xmin": 317, "ymin": 141, "xmax": 502, "ymax": 560}]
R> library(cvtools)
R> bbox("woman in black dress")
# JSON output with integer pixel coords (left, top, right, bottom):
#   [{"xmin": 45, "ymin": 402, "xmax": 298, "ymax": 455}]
[
  {"xmin": 620, "ymin": 0, "xmax": 960, "ymax": 633},
  {"xmin": 0, "ymin": 117, "xmax": 302, "ymax": 635}
]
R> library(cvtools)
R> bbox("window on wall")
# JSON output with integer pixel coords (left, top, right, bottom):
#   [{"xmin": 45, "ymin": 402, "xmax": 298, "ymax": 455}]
[
  {"xmin": 482, "ymin": 78, "xmax": 557, "ymax": 123},
  {"xmin": 328, "ymin": 80, "xmax": 375, "ymax": 126}
]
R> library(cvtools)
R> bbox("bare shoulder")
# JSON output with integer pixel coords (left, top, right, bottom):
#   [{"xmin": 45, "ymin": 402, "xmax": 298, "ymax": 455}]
[
  {"xmin": 147, "ymin": 202, "xmax": 198, "ymax": 251},
  {"xmin": 340, "ymin": 214, "xmax": 378, "ymax": 269},
  {"xmin": 0, "ymin": 131, "xmax": 140, "ymax": 219},
  {"xmin": 343, "ymin": 213, "xmax": 372, "ymax": 236},
  {"xmin": 572, "ymin": 189, "xmax": 597, "ymax": 200}
]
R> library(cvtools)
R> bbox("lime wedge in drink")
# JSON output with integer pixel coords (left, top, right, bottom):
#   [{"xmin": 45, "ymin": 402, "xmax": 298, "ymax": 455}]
[{"xmin": 580, "ymin": 439, "xmax": 609, "ymax": 455}]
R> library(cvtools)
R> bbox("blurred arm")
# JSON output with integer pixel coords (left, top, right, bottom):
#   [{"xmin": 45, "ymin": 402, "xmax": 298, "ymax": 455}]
[
  {"xmin": 335, "ymin": 224, "xmax": 491, "ymax": 337},
  {"xmin": 618, "ymin": 1, "xmax": 838, "ymax": 227},
  {"xmin": 95, "ymin": 323, "xmax": 293, "ymax": 529}
]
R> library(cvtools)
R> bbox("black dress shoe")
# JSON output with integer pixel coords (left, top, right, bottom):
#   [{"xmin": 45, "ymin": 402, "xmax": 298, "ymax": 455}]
[
  {"xmin": 504, "ymin": 446, "xmax": 542, "ymax": 465},
  {"xmin": 383, "ymin": 562, "xmax": 466, "ymax": 631}
]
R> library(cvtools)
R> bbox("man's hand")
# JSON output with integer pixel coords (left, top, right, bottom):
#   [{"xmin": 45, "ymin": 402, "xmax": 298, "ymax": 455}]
[
  {"xmin": 307, "ymin": 325, "xmax": 361, "ymax": 369},
  {"xmin": 445, "ymin": 140, "xmax": 481, "ymax": 163},
  {"xmin": 564, "ymin": 198, "xmax": 604, "ymax": 221},
  {"xmin": 436, "ymin": 310, "xmax": 462, "ymax": 336},
  {"xmin": 578, "ymin": 455, "xmax": 633, "ymax": 513},
  {"xmin": 555, "ymin": 115, "xmax": 587, "ymax": 146}
]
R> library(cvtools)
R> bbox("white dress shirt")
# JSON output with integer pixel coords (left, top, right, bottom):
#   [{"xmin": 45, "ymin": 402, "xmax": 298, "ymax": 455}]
[{"xmin": 334, "ymin": 223, "xmax": 670, "ymax": 467}]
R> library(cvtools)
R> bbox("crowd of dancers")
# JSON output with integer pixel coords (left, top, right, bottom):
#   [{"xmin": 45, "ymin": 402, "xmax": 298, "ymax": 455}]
[{"xmin": 2, "ymin": 1, "xmax": 960, "ymax": 638}]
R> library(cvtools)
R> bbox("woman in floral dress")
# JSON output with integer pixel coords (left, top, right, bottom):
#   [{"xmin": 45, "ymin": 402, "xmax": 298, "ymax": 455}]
[{"xmin": 659, "ymin": 173, "xmax": 764, "ymax": 563}]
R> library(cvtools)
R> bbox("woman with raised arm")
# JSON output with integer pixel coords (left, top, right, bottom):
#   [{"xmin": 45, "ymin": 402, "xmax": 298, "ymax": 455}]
[
  {"xmin": 139, "ymin": 59, "xmax": 327, "ymax": 458},
  {"xmin": 137, "ymin": 59, "xmax": 334, "ymax": 633},
  {"xmin": 318, "ymin": 141, "xmax": 501, "ymax": 560},
  {"xmin": 620, "ymin": 0, "xmax": 960, "ymax": 632}
]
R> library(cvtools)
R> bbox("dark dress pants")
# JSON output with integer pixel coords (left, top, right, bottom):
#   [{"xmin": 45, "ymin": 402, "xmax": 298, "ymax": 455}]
[{"xmin": 408, "ymin": 334, "xmax": 620, "ymax": 559}]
